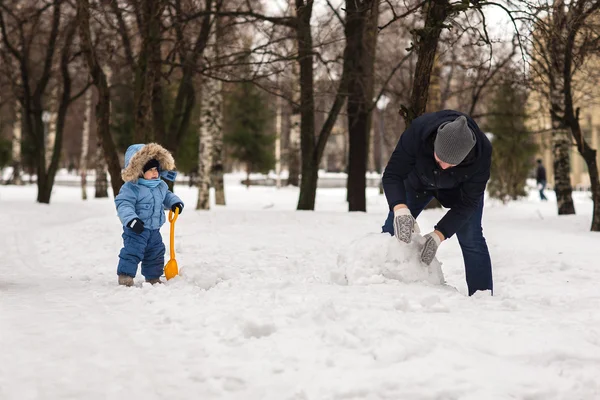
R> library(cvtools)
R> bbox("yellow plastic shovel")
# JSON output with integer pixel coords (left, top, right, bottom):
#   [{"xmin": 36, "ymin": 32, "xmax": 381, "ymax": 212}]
[{"xmin": 164, "ymin": 208, "xmax": 179, "ymax": 280}]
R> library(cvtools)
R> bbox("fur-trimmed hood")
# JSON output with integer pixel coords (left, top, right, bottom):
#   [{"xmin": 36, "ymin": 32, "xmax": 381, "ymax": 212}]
[{"xmin": 121, "ymin": 143, "xmax": 176, "ymax": 182}]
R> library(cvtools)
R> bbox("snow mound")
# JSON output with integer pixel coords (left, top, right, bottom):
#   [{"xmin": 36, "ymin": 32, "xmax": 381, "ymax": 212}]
[{"xmin": 332, "ymin": 233, "xmax": 445, "ymax": 286}]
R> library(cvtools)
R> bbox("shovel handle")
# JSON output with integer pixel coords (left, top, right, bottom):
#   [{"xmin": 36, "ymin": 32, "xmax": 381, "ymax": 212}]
[
  {"xmin": 168, "ymin": 208, "xmax": 179, "ymax": 223},
  {"xmin": 168, "ymin": 208, "xmax": 179, "ymax": 260}
]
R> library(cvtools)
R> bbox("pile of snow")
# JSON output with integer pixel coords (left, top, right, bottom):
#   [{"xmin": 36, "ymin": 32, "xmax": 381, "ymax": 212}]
[{"xmin": 334, "ymin": 233, "xmax": 444, "ymax": 286}]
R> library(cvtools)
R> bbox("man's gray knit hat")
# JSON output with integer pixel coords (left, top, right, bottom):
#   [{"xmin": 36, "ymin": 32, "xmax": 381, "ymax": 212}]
[{"xmin": 434, "ymin": 115, "xmax": 476, "ymax": 165}]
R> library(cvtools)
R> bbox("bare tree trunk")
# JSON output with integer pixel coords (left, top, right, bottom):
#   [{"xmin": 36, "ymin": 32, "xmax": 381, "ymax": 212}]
[
  {"xmin": 374, "ymin": 107, "xmax": 385, "ymax": 195},
  {"xmin": 374, "ymin": 108, "xmax": 382, "ymax": 174},
  {"xmin": 548, "ymin": 1, "xmax": 575, "ymax": 215},
  {"xmin": 565, "ymin": 109, "xmax": 600, "ymax": 229},
  {"xmin": 95, "ymin": 68, "xmax": 110, "ymax": 198},
  {"xmin": 45, "ymin": 87, "xmax": 58, "ymax": 170},
  {"xmin": 196, "ymin": 80, "xmax": 215, "ymax": 210},
  {"xmin": 295, "ymin": 0, "xmax": 350, "ymax": 210},
  {"xmin": 133, "ymin": 0, "xmax": 164, "ymax": 143},
  {"xmin": 400, "ymin": 0, "xmax": 450, "ymax": 125},
  {"xmin": 287, "ymin": 0, "xmax": 302, "ymax": 190},
  {"xmin": 94, "ymin": 136, "xmax": 109, "ymax": 198},
  {"xmin": 586, "ymin": 148, "xmax": 600, "ymax": 230},
  {"xmin": 552, "ymin": 134, "xmax": 574, "ymax": 214},
  {"xmin": 424, "ymin": 54, "xmax": 443, "ymax": 209},
  {"xmin": 288, "ymin": 111, "xmax": 301, "ymax": 187},
  {"xmin": 346, "ymin": 0, "xmax": 379, "ymax": 212},
  {"xmin": 295, "ymin": 0, "xmax": 319, "ymax": 209},
  {"xmin": 210, "ymin": 13, "xmax": 225, "ymax": 205},
  {"xmin": 286, "ymin": 59, "xmax": 301, "ymax": 187},
  {"xmin": 80, "ymin": 88, "xmax": 92, "ymax": 200},
  {"xmin": 427, "ymin": 55, "xmax": 441, "ymax": 113},
  {"xmin": 211, "ymin": 91, "xmax": 226, "ymax": 205},
  {"xmin": 275, "ymin": 90, "xmax": 282, "ymax": 189},
  {"xmin": 77, "ymin": 0, "xmax": 123, "ymax": 197},
  {"xmin": 10, "ymin": 103, "xmax": 22, "ymax": 185},
  {"xmin": 284, "ymin": 2, "xmax": 301, "ymax": 189}
]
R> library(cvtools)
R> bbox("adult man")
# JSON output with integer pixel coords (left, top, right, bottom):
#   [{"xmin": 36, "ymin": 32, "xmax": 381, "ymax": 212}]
[
  {"xmin": 381, "ymin": 110, "xmax": 493, "ymax": 296},
  {"xmin": 536, "ymin": 159, "xmax": 548, "ymax": 201}
]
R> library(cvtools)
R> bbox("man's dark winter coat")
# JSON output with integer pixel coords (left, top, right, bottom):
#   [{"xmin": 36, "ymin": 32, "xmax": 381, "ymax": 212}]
[
  {"xmin": 536, "ymin": 163, "xmax": 547, "ymax": 183},
  {"xmin": 382, "ymin": 110, "xmax": 492, "ymax": 239}
]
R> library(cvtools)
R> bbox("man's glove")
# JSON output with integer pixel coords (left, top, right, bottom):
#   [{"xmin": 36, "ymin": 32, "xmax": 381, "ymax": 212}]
[
  {"xmin": 171, "ymin": 202, "xmax": 184, "ymax": 215},
  {"xmin": 393, "ymin": 207, "xmax": 420, "ymax": 243},
  {"xmin": 127, "ymin": 218, "xmax": 144, "ymax": 234},
  {"xmin": 421, "ymin": 232, "xmax": 442, "ymax": 265}
]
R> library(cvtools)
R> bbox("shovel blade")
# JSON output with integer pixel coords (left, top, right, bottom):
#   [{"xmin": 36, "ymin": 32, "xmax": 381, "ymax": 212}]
[{"xmin": 164, "ymin": 259, "xmax": 179, "ymax": 280}]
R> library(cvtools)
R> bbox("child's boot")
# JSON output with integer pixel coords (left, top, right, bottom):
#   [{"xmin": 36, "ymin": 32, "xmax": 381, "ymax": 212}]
[
  {"xmin": 118, "ymin": 275, "xmax": 134, "ymax": 287},
  {"xmin": 145, "ymin": 278, "xmax": 162, "ymax": 285}
]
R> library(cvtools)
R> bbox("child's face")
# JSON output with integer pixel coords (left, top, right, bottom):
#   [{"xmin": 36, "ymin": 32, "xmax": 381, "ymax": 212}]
[{"xmin": 143, "ymin": 167, "xmax": 159, "ymax": 180}]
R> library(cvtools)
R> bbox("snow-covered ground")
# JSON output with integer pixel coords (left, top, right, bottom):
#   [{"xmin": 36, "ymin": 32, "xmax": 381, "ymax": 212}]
[{"xmin": 1, "ymin": 175, "xmax": 599, "ymax": 400}]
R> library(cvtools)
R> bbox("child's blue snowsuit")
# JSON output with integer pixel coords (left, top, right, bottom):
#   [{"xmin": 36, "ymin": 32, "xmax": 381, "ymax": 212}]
[{"xmin": 115, "ymin": 143, "xmax": 183, "ymax": 280}]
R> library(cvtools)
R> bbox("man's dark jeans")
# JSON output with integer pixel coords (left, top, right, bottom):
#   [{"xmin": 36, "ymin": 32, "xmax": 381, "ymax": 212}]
[
  {"xmin": 382, "ymin": 184, "xmax": 493, "ymax": 296},
  {"xmin": 538, "ymin": 180, "xmax": 548, "ymax": 201}
]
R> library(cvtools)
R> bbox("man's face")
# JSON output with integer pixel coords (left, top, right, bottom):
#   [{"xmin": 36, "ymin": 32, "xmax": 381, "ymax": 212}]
[
  {"xmin": 434, "ymin": 153, "xmax": 457, "ymax": 170},
  {"xmin": 143, "ymin": 167, "xmax": 159, "ymax": 180}
]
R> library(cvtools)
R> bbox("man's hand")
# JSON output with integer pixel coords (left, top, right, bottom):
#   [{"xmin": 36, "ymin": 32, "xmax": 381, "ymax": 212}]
[
  {"xmin": 421, "ymin": 231, "xmax": 444, "ymax": 265},
  {"xmin": 393, "ymin": 205, "xmax": 420, "ymax": 244}
]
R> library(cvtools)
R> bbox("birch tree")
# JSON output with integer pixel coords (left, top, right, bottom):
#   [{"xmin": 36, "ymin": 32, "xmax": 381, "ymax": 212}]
[
  {"xmin": 196, "ymin": 78, "xmax": 217, "ymax": 210},
  {"xmin": 10, "ymin": 103, "xmax": 22, "ymax": 185},
  {"xmin": 210, "ymin": 14, "xmax": 225, "ymax": 206},
  {"xmin": 80, "ymin": 88, "xmax": 92, "ymax": 200}
]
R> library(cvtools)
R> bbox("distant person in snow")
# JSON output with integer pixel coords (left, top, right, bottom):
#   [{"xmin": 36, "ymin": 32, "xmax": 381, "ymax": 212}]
[
  {"xmin": 114, "ymin": 143, "xmax": 184, "ymax": 287},
  {"xmin": 535, "ymin": 159, "xmax": 548, "ymax": 201},
  {"xmin": 381, "ymin": 111, "xmax": 493, "ymax": 296}
]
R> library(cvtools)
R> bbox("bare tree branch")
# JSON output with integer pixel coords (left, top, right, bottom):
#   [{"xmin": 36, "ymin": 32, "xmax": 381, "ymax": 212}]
[
  {"xmin": 0, "ymin": 5, "xmax": 22, "ymax": 60},
  {"xmin": 378, "ymin": 0, "xmax": 426, "ymax": 31},
  {"xmin": 371, "ymin": 51, "xmax": 413, "ymax": 114},
  {"xmin": 183, "ymin": 9, "xmax": 297, "ymax": 28},
  {"xmin": 34, "ymin": 0, "xmax": 62, "ymax": 100},
  {"xmin": 480, "ymin": 1, "xmax": 527, "ymax": 68},
  {"xmin": 108, "ymin": 0, "xmax": 136, "ymax": 68},
  {"xmin": 325, "ymin": 0, "xmax": 344, "ymax": 25}
]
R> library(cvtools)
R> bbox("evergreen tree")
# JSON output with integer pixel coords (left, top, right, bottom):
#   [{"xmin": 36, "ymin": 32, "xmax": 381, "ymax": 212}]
[
  {"xmin": 224, "ymin": 82, "xmax": 275, "ymax": 185},
  {"xmin": 486, "ymin": 78, "xmax": 537, "ymax": 203}
]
